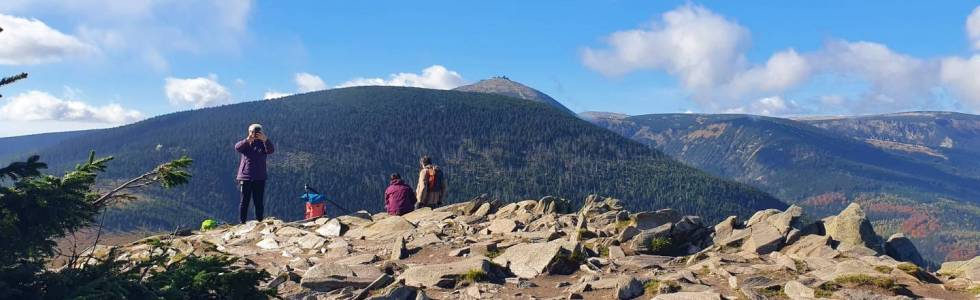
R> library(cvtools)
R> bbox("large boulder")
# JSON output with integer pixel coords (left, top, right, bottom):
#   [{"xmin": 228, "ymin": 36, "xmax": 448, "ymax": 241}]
[
  {"xmin": 346, "ymin": 216, "xmax": 416, "ymax": 240},
  {"xmin": 634, "ymin": 209, "xmax": 681, "ymax": 230},
  {"xmin": 316, "ymin": 218, "xmax": 348, "ymax": 237},
  {"xmin": 712, "ymin": 216, "xmax": 738, "ymax": 243},
  {"xmin": 535, "ymin": 196, "xmax": 572, "ymax": 215},
  {"xmin": 783, "ymin": 280, "xmax": 815, "ymax": 300},
  {"xmin": 938, "ymin": 256, "xmax": 980, "ymax": 281},
  {"xmin": 884, "ymin": 233, "xmax": 926, "ymax": 268},
  {"xmin": 745, "ymin": 209, "xmax": 780, "ymax": 227},
  {"xmin": 492, "ymin": 240, "xmax": 581, "ymax": 278},
  {"xmin": 398, "ymin": 257, "xmax": 505, "ymax": 288},
  {"xmin": 628, "ymin": 223, "xmax": 672, "ymax": 254},
  {"xmin": 740, "ymin": 223, "xmax": 784, "ymax": 255},
  {"xmin": 402, "ymin": 207, "xmax": 454, "ymax": 224},
  {"xmin": 781, "ymin": 235, "xmax": 839, "ymax": 259},
  {"xmin": 578, "ymin": 195, "xmax": 625, "ymax": 217},
  {"xmin": 767, "ymin": 205, "xmax": 803, "ymax": 235},
  {"xmin": 822, "ymin": 203, "xmax": 883, "ymax": 252},
  {"xmin": 589, "ymin": 276, "xmax": 643, "ymax": 300},
  {"xmin": 300, "ymin": 263, "xmax": 376, "ymax": 291},
  {"xmin": 486, "ymin": 219, "xmax": 519, "ymax": 234}
]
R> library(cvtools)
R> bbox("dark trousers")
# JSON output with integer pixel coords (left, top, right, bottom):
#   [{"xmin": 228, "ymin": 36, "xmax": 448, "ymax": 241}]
[{"xmin": 239, "ymin": 180, "xmax": 266, "ymax": 223}]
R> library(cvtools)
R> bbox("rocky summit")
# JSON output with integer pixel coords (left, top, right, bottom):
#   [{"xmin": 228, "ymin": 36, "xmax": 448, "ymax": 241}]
[{"xmin": 88, "ymin": 194, "xmax": 980, "ymax": 299}]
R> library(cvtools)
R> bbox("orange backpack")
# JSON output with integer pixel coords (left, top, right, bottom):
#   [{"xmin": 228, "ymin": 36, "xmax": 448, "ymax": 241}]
[{"xmin": 425, "ymin": 167, "xmax": 442, "ymax": 190}]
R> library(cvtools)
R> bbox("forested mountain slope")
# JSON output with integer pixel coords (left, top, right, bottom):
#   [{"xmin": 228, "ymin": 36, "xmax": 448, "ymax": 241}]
[
  {"xmin": 584, "ymin": 112, "xmax": 980, "ymax": 263},
  {"xmin": 0, "ymin": 130, "xmax": 92, "ymax": 161},
  {"xmin": 6, "ymin": 87, "xmax": 784, "ymax": 231}
]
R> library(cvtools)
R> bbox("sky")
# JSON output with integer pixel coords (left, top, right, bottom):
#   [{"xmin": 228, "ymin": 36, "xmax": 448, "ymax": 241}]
[{"xmin": 2, "ymin": 1, "xmax": 980, "ymax": 137}]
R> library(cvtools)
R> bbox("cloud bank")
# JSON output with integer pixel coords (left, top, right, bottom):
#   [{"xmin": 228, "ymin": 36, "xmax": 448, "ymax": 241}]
[
  {"xmin": 337, "ymin": 65, "xmax": 465, "ymax": 90},
  {"xmin": 0, "ymin": 14, "xmax": 98, "ymax": 65},
  {"xmin": 582, "ymin": 4, "xmax": 980, "ymax": 115},
  {"xmin": 0, "ymin": 90, "xmax": 142, "ymax": 123},
  {"xmin": 164, "ymin": 75, "xmax": 231, "ymax": 109}
]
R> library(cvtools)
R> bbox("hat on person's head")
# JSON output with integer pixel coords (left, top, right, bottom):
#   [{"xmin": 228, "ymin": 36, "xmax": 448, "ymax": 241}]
[{"xmin": 248, "ymin": 124, "xmax": 263, "ymax": 132}]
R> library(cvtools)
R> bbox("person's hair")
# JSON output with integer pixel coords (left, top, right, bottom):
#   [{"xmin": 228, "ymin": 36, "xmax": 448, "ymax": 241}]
[
  {"xmin": 248, "ymin": 123, "xmax": 263, "ymax": 133},
  {"xmin": 390, "ymin": 173, "xmax": 401, "ymax": 180},
  {"xmin": 420, "ymin": 155, "xmax": 432, "ymax": 166}
]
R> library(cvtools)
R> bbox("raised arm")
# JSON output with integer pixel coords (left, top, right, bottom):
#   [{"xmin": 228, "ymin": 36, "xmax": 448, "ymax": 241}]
[
  {"xmin": 234, "ymin": 139, "xmax": 250, "ymax": 154},
  {"xmin": 263, "ymin": 140, "xmax": 276, "ymax": 154}
]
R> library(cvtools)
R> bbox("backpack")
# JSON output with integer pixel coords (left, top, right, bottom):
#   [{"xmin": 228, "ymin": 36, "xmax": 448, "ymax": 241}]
[{"xmin": 425, "ymin": 166, "xmax": 443, "ymax": 191}]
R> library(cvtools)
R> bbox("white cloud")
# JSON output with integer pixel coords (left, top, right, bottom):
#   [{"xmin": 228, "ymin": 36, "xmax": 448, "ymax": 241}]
[
  {"xmin": 941, "ymin": 55, "xmax": 980, "ymax": 112},
  {"xmin": 579, "ymin": 4, "xmax": 980, "ymax": 115},
  {"xmin": 968, "ymin": 6, "xmax": 980, "ymax": 50},
  {"xmin": 263, "ymin": 91, "xmax": 290, "ymax": 100},
  {"xmin": 0, "ymin": 90, "xmax": 142, "ymax": 123},
  {"xmin": 726, "ymin": 49, "xmax": 810, "ymax": 96},
  {"xmin": 751, "ymin": 96, "xmax": 799, "ymax": 116},
  {"xmin": 816, "ymin": 40, "xmax": 937, "ymax": 107},
  {"xmin": 582, "ymin": 4, "xmax": 749, "ymax": 89},
  {"xmin": 2, "ymin": 0, "xmax": 253, "ymax": 70},
  {"xmin": 581, "ymin": 4, "xmax": 809, "ymax": 112},
  {"xmin": 338, "ymin": 65, "xmax": 466, "ymax": 90},
  {"xmin": 164, "ymin": 75, "xmax": 231, "ymax": 108},
  {"xmin": 0, "ymin": 13, "xmax": 98, "ymax": 65},
  {"xmin": 295, "ymin": 72, "xmax": 327, "ymax": 92},
  {"xmin": 724, "ymin": 96, "xmax": 801, "ymax": 116}
]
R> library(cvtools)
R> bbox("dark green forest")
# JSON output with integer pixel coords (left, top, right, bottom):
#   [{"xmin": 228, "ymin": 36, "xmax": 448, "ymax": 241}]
[
  {"xmin": 585, "ymin": 112, "xmax": 980, "ymax": 263},
  {"xmin": 4, "ymin": 87, "xmax": 785, "ymax": 230},
  {"xmin": 597, "ymin": 113, "xmax": 980, "ymax": 203}
]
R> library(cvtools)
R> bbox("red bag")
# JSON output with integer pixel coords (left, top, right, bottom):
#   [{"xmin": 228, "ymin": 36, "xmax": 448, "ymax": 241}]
[{"xmin": 305, "ymin": 202, "xmax": 325, "ymax": 219}]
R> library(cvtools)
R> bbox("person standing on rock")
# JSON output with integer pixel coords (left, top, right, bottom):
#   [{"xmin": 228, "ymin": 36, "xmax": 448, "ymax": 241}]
[
  {"xmin": 384, "ymin": 173, "xmax": 416, "ymax": 216},
  {"xmin": 415, "ymin": 155, "xmax": 446, "ymax": 209},
  {"xmin": 235, "ymin": 123, "xmax": 275, "ymax": 224}
]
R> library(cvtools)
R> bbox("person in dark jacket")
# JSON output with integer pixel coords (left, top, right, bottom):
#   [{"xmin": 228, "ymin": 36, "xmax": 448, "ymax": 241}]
[
  {"xmin": 384, "ymin": 173, "xmax": 416, "ymax": 216},
  {"xmin": 235, "ymin": 123, "xmax": 275, "ymax": 223}
]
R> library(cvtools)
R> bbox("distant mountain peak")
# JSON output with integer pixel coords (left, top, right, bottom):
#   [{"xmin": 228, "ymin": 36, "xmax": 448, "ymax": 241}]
[{"xmin": 453, "ymin": 77, "xmax": 574, "ymax": 115}]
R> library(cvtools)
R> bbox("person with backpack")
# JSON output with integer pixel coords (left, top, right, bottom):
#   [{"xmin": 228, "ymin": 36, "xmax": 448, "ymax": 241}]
[
  {"xmin": 384, "ymin": 173, "xmax": 416, "ymax": 216},
  {"xmin": 235, "ymin": 123, "xmax": 275, "ymax": 223},
  {"xmin": 415, "ymin": 155, "xmax": 446, "ymax": 209}
]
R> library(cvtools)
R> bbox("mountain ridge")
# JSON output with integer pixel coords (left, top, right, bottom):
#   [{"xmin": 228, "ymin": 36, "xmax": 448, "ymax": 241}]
[
  {"xmin": 583, "ymin": 111, "xmax": 980, "ymax": 263},
  {"xmin": 5, "ymin": 86, "xmax": 784, "ymax": 232}
]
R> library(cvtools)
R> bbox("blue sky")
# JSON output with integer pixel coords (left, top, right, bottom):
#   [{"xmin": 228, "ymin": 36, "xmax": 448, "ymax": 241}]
[{"xmin": 2, "ymin": 1, "xmax": 980, "ymax": 137}]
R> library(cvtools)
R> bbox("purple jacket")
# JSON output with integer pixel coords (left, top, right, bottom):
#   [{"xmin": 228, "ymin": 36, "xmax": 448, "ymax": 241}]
[
  {"xmin": 235, "ymin": 138, "xmax": 275, "ymax": 181},
  {"xmin": 385, "ymin": 179, "xmax": 416, "ymax": 216}
]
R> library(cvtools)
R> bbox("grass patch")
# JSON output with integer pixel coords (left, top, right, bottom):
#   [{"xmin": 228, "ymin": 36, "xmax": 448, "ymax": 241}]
[
  {"xmin": 874, "ymin": 265, "xmax": 893, "ymax": 274},
  {"xmin": 756, "ymin": 285, "xmax": 785, "ymax": 298},
  {"xmin": 793, "ymin": 259, "xmax": 808, "ymax": 273},
  {"xmin": 484, "ymin": 249, "xmax": 501, "ymax": 259},
  {"xmin": 648, "ymin": 237, "xmax": 672, "ymax": 254},
  {"xmin": 832, "ymin": 274, "xmax": 898, "ymax": 290},
  {"xmin": 816, "ymin": 274, "xmax": 901, "ymax": 297},
  {"xmin": 461, "ymin": 269, "xmax": 487, "ymax": 284},
  {"xmin": 597, "ymin": 245, "xmax": 609, "ymax": 258},
  {"xmin": 967, "ymin": 285, "xmax": 980, "ymax": 296},
  {"xmin": 814, "ymin": 284, "xmax": 835, "ymax": 298},
  {"xmin": 643, "ymin": 279, "xmax": 679, "ymax": 295},
  {"xmin": 643, "ymin": 279, "xmax": 660, "ymax": 295},
  {"xmin": 615, "ymin": 219, "xmax": 633, "ymax": 230},
  {"xmin": 896, "ymin": 262, "xmax": 919, "ymax": 275}
]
